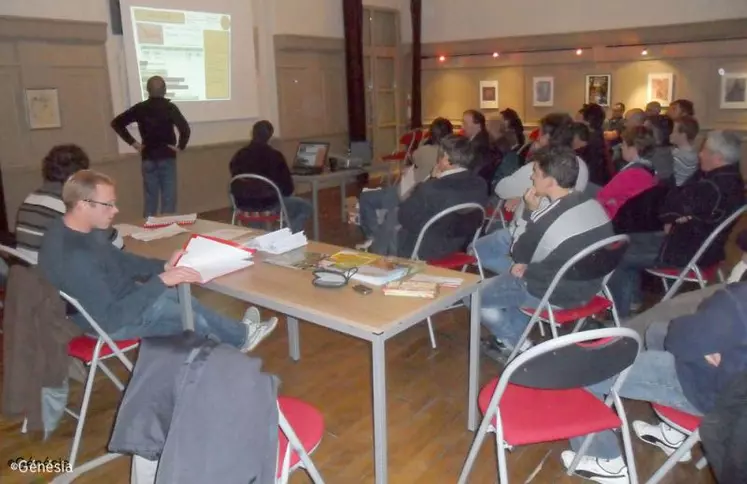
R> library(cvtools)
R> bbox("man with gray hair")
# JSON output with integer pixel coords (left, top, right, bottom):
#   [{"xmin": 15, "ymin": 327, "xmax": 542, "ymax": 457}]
[
  {"xmin": 609, "ymin": 130, "xmax": 745, "ymax": 318},
  {"xmin": 111, "ymin": 76, "xmax": 191, "ymax": 217}
]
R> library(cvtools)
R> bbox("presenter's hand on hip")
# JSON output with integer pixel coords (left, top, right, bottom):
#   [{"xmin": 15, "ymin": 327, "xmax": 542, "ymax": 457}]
[
  {"xmin": 159, "ymin": 267, "xmax": 202, "ymax": 286},
  {"xmin": 132, "ymin": 142, "xmax": 144, "ymax": 153},
  {"xmin": 168, "ymin": 145, "xmax": 179, "ymax": 152}
]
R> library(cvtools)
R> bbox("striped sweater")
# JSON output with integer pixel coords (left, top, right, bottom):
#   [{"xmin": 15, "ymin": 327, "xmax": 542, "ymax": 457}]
[{"xmin": 15, "ymin": 182, "xmax": 123, "ymax": 263}]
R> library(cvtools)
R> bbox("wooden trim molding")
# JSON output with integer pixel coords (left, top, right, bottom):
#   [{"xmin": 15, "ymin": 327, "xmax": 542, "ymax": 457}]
[
  {"xmin": 0, "ymin": 16, "xmax": 107, "ymax": 44},
  {"xmin": 274, "ymin": 35, "xmax": 344, "ymax": 52}
]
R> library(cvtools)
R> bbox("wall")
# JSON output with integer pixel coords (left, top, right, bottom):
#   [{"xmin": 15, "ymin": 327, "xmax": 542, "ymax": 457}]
[{"xmin": 422, "ymin": 0, "xmax": 747, "ymax": 43}]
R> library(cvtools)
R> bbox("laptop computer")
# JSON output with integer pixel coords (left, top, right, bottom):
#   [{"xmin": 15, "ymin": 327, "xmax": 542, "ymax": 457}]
[{"xmin": 292, "ymin": 141, "xmax": 330, "ymax": 176}]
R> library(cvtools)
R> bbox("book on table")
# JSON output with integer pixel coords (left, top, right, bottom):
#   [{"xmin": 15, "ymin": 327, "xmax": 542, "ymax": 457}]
[
  {"xmin": 383, "ymin": 280, "xmax": 439, "ymax": 298},
  {"xmin": 144, "ymin": 213, "xmax": 198, "ymax": 228},
  {"xmin": 176, "ymin": 234, "xmax": 256, "ymax": 283},
  {"xmin": 319, "ymin": 250, "xmax": 423, "ymax": 286}
]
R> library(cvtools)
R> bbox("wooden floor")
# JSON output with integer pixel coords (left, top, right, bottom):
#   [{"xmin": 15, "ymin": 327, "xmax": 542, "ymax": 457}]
[{"xmin": 2, "ymin": 182, "xmax": 738, "ymax": 484}]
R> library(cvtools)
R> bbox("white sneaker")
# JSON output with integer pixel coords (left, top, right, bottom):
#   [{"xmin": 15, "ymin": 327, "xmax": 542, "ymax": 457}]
[
  {"xmin": 240, "ymin": 306, "xmax": 278, "ymax": 352},
  {"xmin": 561, "ymin": 451, "xmax": 630, "ymax": 484},
  {"xmin": 355, "ymin": 239, "xmax": 374, "ymax": 251},
  {"xmin": 633, "ymin": 421, "xmax": 692, "ymax": 462}
]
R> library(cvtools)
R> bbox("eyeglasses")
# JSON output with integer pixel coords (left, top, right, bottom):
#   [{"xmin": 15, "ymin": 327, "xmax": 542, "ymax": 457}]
[
  {"xmin": 84, "ymin": 199, "xmax": 117, "ymax": 209},
  {"xmin": 311, "ymin": 268, "xmax": 358, "ymax": 289}
]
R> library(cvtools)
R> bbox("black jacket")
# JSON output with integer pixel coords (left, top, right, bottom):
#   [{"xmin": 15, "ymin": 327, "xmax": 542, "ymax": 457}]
[
  {"xmin": 229, "ymin": 141, "xmax": 295, "ymax": 211},
  {"xmin": 658, "ymin": 164, "xmax": 744, "ymax": 267},
  {"xmin": 700, "ymin": 371, "xmax": 747, "ymax": 484},
  {"xmin": 578, "ymin": 130, "xmax": 610, "ymax": 186},
  {"xmin": 398, "ymin": 170, "xmax": 488, "ymax": 260},
  {"xmin": 111, "ymin": 97, "xmax": 190, "ymax": 161}
]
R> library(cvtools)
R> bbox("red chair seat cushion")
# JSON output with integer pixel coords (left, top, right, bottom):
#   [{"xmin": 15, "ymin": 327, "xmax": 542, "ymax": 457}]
[
  {"xmin": 68, "ymin": 336, "xmax": 139, "ymax": 363},
  {"xmin": 520, "ymin": 295, "xmax": 613, "ymax": 324},
  {"xmin": 277, "ymin": 396, "xmax": 324, "ymax": 476},
  {"xmin": 479, "ymin": 377, "xmax": 621, "ymax": 446},
  {"xmin": 236, "ymin": 210, "xmax": 279, "ymax": 223},
  {"xmin": 427, "ymin": 252, "xmax": 476, "ymax": 269},
  {"xmin": 647, "ymin": 265, "xmax": 718, "ymax": 282},
  {"xmin": 486, "ymin": 206, "xmax": 514, "ymax": 224},
  {"xmin": 652, "ymin": 403, "xmax": 701, "ymax": 432}
]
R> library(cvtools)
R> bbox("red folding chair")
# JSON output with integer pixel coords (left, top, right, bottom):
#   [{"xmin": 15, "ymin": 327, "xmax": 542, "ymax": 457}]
[
  {"xmin": 645, "ymin": 404, "xmax": 707, "ymax": 484},
  {"xmin": 59, "ymin": 292, "xmax": 139, "ymax": 470},
  {"xmin": 647, "ymin": 204, "xmax": 747, "ymax": 301},
  {"xmin": 229, "ymin": 174, "xmax": 291, "ymax": 230},
  {"xmin": 508, "ymin": 235, "xmax": 630, "ymax": 363},
  {"xmin": 458, "ymin": 328, "xmax": 642, "ymax": 484},
  {"xmin": 276, "ymin": 396, "xmax": 325, "ymax": 483},
  {"xmin": 410, "ymin": 203, "xmax": 486, "ymax": 348}
]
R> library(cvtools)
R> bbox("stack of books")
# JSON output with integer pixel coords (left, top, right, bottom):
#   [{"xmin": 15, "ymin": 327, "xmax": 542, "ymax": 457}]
[{"xmin": 382, "ymin": 280, "xmax": 439, "ymax": 298}]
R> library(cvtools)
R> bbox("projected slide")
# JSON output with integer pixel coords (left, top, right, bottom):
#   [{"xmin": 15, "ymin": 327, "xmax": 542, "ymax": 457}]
[{"xmin": 130, "ymin": 7, "xmax": 231, "ymax": 101}]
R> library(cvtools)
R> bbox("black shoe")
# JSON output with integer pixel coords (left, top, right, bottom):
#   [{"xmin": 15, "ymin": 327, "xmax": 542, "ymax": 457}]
[{"xmin": 480, "ymin": 337, "xmax": 512, "ymax": 364}]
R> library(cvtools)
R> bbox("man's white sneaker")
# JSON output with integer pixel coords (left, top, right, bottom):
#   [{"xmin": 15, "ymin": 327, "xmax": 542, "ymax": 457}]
[
  {"xmin": 561, "ymin": 451, "xmax": 630, "ymax": 484},
  {"xmin": 355, "ymin": 239, "xmax": 374, "ymax": 251},
  {"xmin": 240, "ymin": 306, "xmax": 278, "ymax": 352},
  {"xmin": 633, "ymin": 421, "xmax": 692, "ymax": 462}
]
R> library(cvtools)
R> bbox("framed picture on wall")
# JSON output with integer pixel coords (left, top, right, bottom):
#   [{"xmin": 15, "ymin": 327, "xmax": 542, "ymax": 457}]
[
  {"xmin": 647, "ymin": 73, "xmax": 674, "ymax": 106},
  {"xmin": 25, "ymin": 88, "xmax": 62, "ymax": 130},
  {"xmin": 720, "ymin": 73, "xmax": 747, "ymax": 109},
  {"xmin": 479, "ymin": 80, "xmax": 499, "ymax": 109},
  {"xmin": 532, "ymin": 77, "xmax": 554, "ymax": 107},
  {"xmin": 585, "ymin": 74, "xmax": 611, "ymax": 106}
]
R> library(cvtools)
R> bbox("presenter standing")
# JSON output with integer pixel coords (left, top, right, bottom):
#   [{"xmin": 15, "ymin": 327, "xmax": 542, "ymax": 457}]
[{"xmin": 111, "ymin": 76, "xmax": 191, "ymax": 217}]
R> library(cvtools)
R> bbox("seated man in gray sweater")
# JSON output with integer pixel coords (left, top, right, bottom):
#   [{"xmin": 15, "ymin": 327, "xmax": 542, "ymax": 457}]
[
  {"xmin": 38, "ymin": 170, "xmax": 277, "ymax": 351},
  {"xmin": 477, "ymin": 146, "xmax": 613, "ymax": 361}
]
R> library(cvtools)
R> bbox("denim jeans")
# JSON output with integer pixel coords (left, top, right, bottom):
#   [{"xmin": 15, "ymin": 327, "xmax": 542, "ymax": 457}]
[
  {"xmin": 568, "ymin": 320, "xmax": 702, "ymax": 460},
  {"xmin": 107, "ymin": 289, "xmax": 247, "ymax": 348},
  {"xmin": 359, "ymin": 187, "xmax": 400, "ymax": 239},
  {"xmin": 369, "ymin": 206, "xmax": 401, "ymax": 256},
  {"xmin": 608, "ymin": 231, "xmax": 666, "ymax": 318},
  {"xmin": 142, "ymin": 158, "xmax": 177, "ymax": 217},
  {"xmin": 282, "ymin": 196, "xmax": 313, "ymax": 233},
  {"xmin": 472, "ymin": 228, "xmax": 514, "ymax": 275},
  {"xmin": 476, "ymin": 272, "xmax": 542, "ymax": 349}
]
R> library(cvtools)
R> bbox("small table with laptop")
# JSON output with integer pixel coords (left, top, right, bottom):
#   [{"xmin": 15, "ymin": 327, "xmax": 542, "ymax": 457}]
[{"xmin": 290, "ymin": 140, "xmax": 390, "ymax": 240}]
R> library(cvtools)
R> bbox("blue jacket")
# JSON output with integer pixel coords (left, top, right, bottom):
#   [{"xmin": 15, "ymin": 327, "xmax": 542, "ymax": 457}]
[{"xmin": 665, "ymin": 283, "xmax": 747, "ymax": 413}]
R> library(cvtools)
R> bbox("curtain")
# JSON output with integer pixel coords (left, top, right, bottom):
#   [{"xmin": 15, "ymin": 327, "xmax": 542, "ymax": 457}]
[
  {"xmin": 410, "ymin": 0, "xmax": 422, "ymax": 129},
  {"xmin": 342, "ymin": 0, "xmax": 366, "ymax": 141}
]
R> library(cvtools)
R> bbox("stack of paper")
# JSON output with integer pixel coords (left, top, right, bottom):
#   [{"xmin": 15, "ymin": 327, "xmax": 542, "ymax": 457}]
[
  {"xmin": 177, "ymin": 235, "xmax": 255, "ymax": 282},
  {"xmin": 144, "ymin": 213, "xmax": 197, "ymax": 228},
  {"xmin": 408, "ymin": 273, "xmax": 464, "ymax": 288},
  {"xmin": 130, "ymin": 224, "xmax": 188, "ymax": 241},
  {"xmin": 383, "ymin": 280, "xmax": 439, "ymax": 298},
  {"xmin": 244, "ymin": 228, "xmax": 308, "ymax": 254}
]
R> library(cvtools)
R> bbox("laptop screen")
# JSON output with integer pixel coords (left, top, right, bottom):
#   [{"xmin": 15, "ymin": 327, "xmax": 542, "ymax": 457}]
[{"xmin": 295, "ymin": 142, "xmax": 330, "ymax": 168}]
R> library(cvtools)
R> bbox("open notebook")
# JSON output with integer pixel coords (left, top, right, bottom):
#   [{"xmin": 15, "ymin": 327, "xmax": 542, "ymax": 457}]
[{"xmin": 176, "ymin": 235, "xmax": 255, "ymax": 283}]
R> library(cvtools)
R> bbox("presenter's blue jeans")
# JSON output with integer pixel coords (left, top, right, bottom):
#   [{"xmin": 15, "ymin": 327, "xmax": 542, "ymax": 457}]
[
  {"xmin": 108, "ymin": 289, "xmax": 247, "ymax": 348},
  {"xmin": 142, "ymin": 158, "xmax": 177, "ymax": 217}
]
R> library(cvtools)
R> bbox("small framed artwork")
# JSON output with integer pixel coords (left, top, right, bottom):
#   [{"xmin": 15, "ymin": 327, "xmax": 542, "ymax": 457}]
[
  {"xmin": 25, "ymin": 88, "xmax": 62, "ymax": 130},
  {"xmin": 532, "ymin": 77, "xmax": 554, "ymax": 107},
  {"xmin": 720, "ymin": 73, "xmax": 747, "ymax": 109},
  {"xmin": 479, "ymin": 80, "xmax": 499, "ymax": 109},
  {"xmin": 585, "ymin": 74, "xmax": 611, "ymax": 106},
  {"xmin": 647, "ymin": 73, "xmax": 674, "ymax": 106}
]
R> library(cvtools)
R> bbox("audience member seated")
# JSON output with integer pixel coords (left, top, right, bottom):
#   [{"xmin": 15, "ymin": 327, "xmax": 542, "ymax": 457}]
[
  {"xmin": 670, "ymin": 115, "xmax": 700, "ymax": 186},
  {"xmin": 609, "ymin": 130, "xmax": 745, "ymax": 318},
  {"xmin": 38, "ymin": 170, "xmax": 278, "ymax": 352},
  {"xmin": 229, "ymin": 120, "xmax": 312, "ymax": 233},
  {"xmin": 499, "ymin": 108, "xmax": 526, "ymax": 149},
  {"xmin": 644, "ymin": 114, "xmax": 676, "ymax": 181},
  {"xmin": 357, "ymin": 117, "xmax": 453, "ymax": 250},
  {"xmin": 15, "ymin": 144, "xmax": 123, "ymax": 264},
  {"xmin": 476, "ymin": 146, "xmax": 613, "ymax": 362},
  {"xmin": 668, "ymin": 98, "xmax": 695, "ymax": 122},
  {"xmin": 608, "ymin": 108, "xmax": 645, "ymax": 169},
  {"xmin": 597, "ymin": 126, "xmax": 657, "ymax": 219},
  {"xmin": 474, "ymin": 113, "xmax": 589, "ymax": 275},
  {"xmin": 579, "ymin": 103, "xmax": 611, "ymax": 186},
  {"xmin": 487, "ymin": 118, "xmax": 523, "ymax": 191},
  {"xmin": 645, "ymin": 100, "xmax": 662, "ymax": 116},
  {"xmin": 368, "ymin": 135, "xmax": 488, "ymax": 260},
  {"xmin": 571, "ymin": 122, "xmax": 590, "ymax": 152},
  {"xmin": 604, "ymin": 102, "xmax": 626, "ymax": 136},
  {"xmin": 562, "ymin": 280, "xmax": 747, "ymax": 483},
  {"xmin": 462, "ymin": 109, "xmax": 497, "ymax": 189}
]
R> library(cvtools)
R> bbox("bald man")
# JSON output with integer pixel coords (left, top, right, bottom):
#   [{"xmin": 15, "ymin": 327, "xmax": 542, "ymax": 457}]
[{"xmin": 111, "ymin": 76, "xmax": 191, "ymax": 217}]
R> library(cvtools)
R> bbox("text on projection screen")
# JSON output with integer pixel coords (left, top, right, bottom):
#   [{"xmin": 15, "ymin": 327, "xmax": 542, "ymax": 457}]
[{"xmin": 131, "ymin": 7, "xmax": 231, "ymax": 102}]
